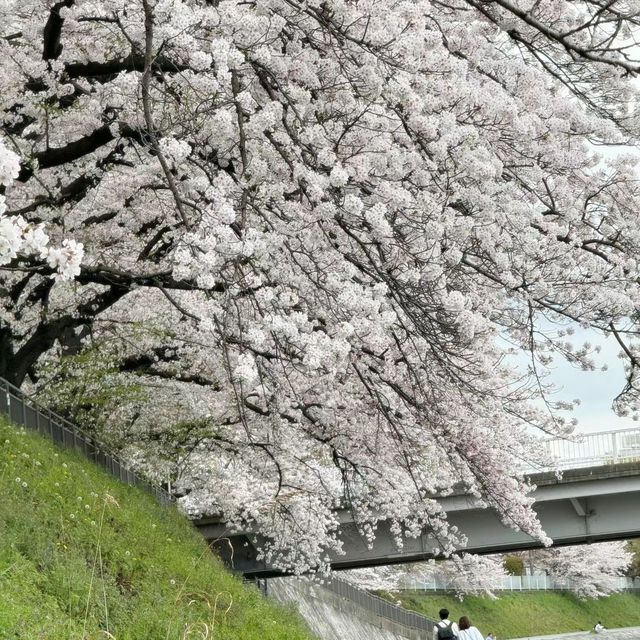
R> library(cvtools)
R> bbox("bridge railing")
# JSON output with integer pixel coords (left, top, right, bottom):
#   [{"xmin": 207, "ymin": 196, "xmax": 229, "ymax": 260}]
[
  {"xmin": 0, "ymin": 377, "xmax": 172, "ymax": 505},
  {"xmin": 535, "ymin": 427, "xmax": 640, "ymax": 472}
]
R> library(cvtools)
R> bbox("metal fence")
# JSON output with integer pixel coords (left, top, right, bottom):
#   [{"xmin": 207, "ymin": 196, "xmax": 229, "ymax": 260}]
[
  {"xmin": 400, "ymin": 574, "xmax": 640, "ymax": 592},
  {"xmin": 323, "ymin": 576, "xmax": 435, "ymax": 632},
  {"xmin": 267, "ymin": 575, "xmax": 436, "ymax": 633},
  {"xmin": 536, "ymin": 427, "xmax": 640, "ymax": 471},
  {"xmin": 0, "ymin": 376, "xmax": 172, "ymax": 505}
]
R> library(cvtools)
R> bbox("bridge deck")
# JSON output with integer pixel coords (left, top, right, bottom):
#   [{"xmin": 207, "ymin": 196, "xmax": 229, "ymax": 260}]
[{"xmin": 195, "ymin": 459, "xmax": 640, "ymax": 577}]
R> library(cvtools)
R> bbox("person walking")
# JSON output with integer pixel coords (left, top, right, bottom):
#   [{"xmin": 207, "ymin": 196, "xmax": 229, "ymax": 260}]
[
  {"xmin": 458, "ymin": 616, "xmax": 484, "ymax": 640},
  {"xmin": 433, "ymin": 609, "xmax": 459, "ymax": 640}
]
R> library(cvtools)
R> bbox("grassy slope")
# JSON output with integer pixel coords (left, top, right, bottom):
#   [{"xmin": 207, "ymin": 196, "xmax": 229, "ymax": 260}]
[
  {"xmin": 392, "ymin": 591, "xmax": 640, "ymax": 639},
  {"xmin": 0, "ymin": 417, "xmax": 314, "ymax": 640}
]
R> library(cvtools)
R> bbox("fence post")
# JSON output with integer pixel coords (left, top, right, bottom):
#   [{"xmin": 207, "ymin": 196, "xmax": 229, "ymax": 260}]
[{"xmin": 612, "ymin": 431, "xmax": 619, "ymax": 464}]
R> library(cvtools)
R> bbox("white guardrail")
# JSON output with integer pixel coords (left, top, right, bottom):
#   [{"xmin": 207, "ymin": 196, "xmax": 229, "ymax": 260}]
[{"xmin": 539, "ymin": 427, "xmax": 640, "ymax": 471}]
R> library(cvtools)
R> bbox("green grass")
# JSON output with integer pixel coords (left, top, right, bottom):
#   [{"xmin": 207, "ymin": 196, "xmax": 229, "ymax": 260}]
[
  {"xmin": 390, "ymin": 590, "xmax": 640, "ymax": 638},
  {"xmin": 0, "ymin": 417, "xmax": 315, "ymax": 640}
]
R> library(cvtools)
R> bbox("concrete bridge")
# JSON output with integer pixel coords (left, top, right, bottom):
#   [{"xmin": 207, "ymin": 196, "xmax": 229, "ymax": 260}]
[{"xmin": 194, "ymin": 428, "xmax": 640, "ymax": 577}]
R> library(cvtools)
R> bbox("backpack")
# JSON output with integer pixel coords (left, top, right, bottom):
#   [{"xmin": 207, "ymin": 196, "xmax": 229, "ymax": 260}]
[{"xmin": 437, "ymin": 622, "xmax": 456, "ymax": 640}]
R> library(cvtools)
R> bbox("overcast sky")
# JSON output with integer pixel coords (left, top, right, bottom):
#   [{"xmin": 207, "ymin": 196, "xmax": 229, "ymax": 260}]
[{"xmin": 532, "ymin": 327, "xmax": 637, "ymax": 434}]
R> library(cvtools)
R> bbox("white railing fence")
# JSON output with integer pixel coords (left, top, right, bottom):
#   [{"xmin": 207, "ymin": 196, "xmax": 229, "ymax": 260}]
[
  {"xmin": 399, "ymin": 574, "xmax": 640, "ymax": 592},
  {"xmin": 535, "ymin": 427, "xmax": 640, "ymax": 472}
]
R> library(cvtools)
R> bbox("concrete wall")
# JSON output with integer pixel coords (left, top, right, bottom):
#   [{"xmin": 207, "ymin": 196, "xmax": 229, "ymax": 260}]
[{"xmin": 266, "ymin": 577, "xmax": 426, "ymax": 640}]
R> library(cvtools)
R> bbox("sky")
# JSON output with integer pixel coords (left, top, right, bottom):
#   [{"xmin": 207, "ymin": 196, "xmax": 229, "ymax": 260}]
[{"xmin": 533, "ymin": 327, "xmax": 637, "ymax": 434}]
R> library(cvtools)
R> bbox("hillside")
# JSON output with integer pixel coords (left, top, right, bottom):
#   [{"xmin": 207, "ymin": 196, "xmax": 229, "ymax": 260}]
[
  {"xmin": 390, "ymin": 591, "xmax": 640, "ymax": 638},
  {"xmin": 0, "ymin": 416, "xmax": 314, "ymax": 640}
]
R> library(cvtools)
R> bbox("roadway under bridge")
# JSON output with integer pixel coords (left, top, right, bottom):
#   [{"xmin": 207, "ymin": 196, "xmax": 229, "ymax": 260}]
[{"xmin": 195, "ymin": 429, "xmax": 640, "ymax": 577}]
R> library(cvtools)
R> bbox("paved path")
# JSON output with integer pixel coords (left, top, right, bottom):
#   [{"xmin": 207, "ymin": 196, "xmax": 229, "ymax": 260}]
[{"xmin": 510, "ymin": 626, "xmax": 640, "ymax": 640}]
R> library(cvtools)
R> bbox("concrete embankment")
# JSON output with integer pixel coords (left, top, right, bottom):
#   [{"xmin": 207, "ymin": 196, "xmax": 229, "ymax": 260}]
[{"xmin": 266, "ymin": 576, "xmax": 433, "ymax": 640}]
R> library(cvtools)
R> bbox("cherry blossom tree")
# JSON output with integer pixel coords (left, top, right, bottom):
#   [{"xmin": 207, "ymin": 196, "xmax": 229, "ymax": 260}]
[
  {"xmin": 3, "ymin": 0, "xmax": 640, "ymax": 573},
  {"xmin": 344, "ymin": 554, "xmax": 508, "ymax": 598},
  {"xmin": 345, "ymin": 543, "xmax": 632, "ymax": 599},
  {"xmin": 524, "ymin": 542, "xmax": 633, "ymax": 599}
]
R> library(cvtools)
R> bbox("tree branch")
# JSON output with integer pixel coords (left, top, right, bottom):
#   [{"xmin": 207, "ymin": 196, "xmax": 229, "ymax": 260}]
[{"xmin": 42, "ymin": 0, "xmax": 74, "ymax": 61}]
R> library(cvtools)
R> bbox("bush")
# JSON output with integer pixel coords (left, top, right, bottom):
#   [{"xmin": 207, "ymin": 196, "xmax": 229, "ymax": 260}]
[{"xmin": 504, "ymin": 556, "xmax": 524, "ymax": 576}]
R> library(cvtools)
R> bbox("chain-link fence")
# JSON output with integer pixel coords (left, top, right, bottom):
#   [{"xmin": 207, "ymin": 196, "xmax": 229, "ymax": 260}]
[{"xmin": 0, "ymin": 376, "xmax": 172, "ymax": 505}]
